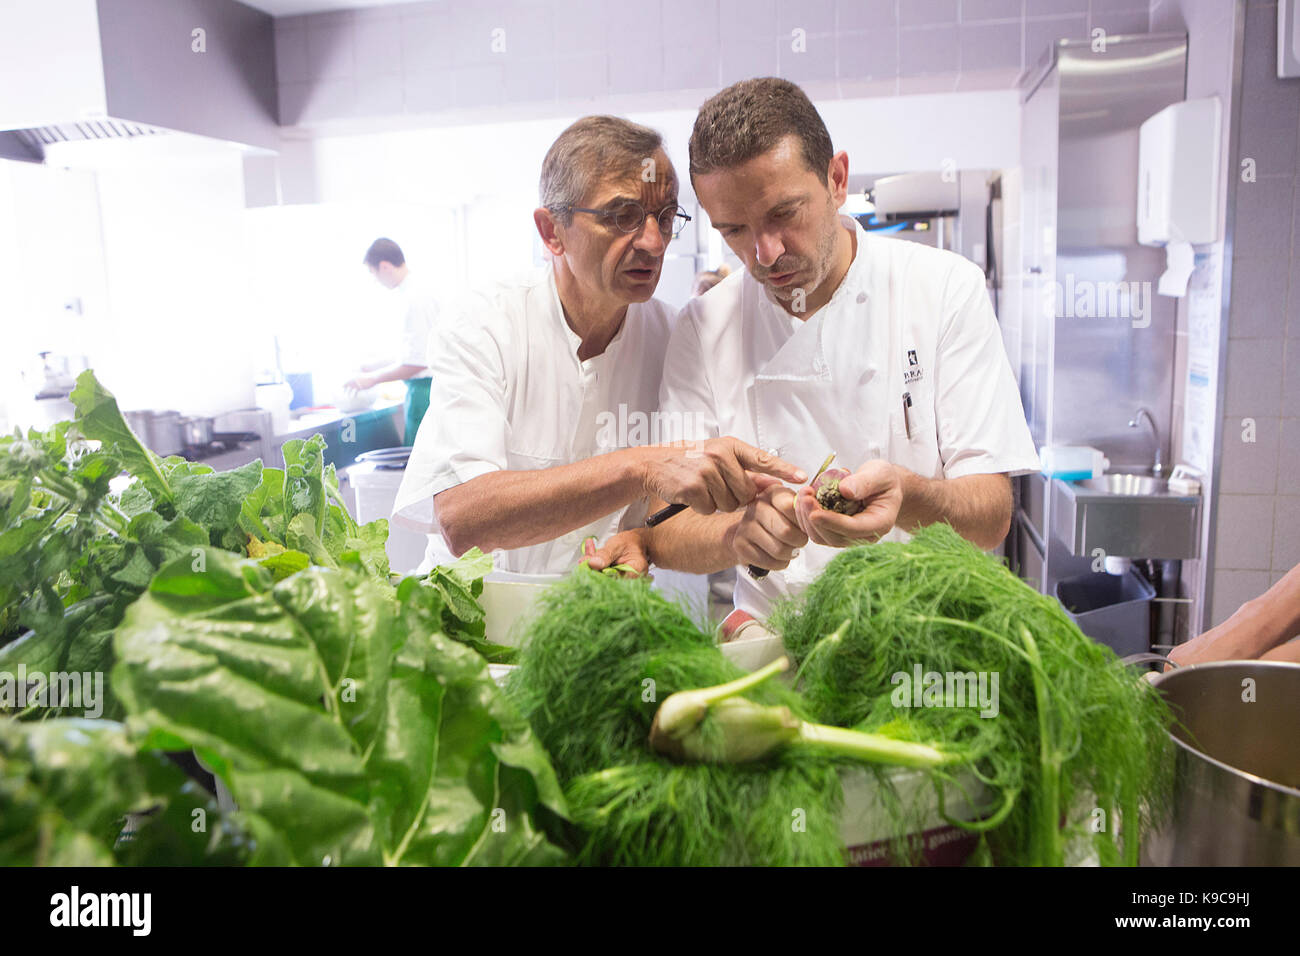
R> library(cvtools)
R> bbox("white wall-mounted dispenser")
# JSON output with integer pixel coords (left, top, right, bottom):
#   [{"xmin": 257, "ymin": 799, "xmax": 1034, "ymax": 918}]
[
  {"xmin": 1280, "ymin": 0, "xmax": 1300, "ymax": 78},
  {"xmin": 1137, "ymin": 97, "xmax": 1222, "ymax": 296},
  {"xmin": 1138, "ymin": 97, "xmax": 1222, "ymax": 246}
]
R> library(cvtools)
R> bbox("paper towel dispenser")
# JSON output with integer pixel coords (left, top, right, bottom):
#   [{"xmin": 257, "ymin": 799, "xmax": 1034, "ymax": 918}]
[{"xmin": 1136, "ymin": 97, "xmax": 1222, "ymax": 246}]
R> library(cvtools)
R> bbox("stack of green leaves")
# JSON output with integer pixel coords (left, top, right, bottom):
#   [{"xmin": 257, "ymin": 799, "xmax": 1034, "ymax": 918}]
[
  {"xmin": 415, "ymin": 548, "xmax": 518, "ymax": 663},
  {"xmin": 770, "ymin": 523, "xmax": 1174, "ymax": 866},
  {"xmin": 0, "ymin": 370, "xmax": 390, "ymax": 719},
  {"xmin": 0, "ymin": 718, "xmax": 241, "ymax": 866},
  {"xmin": 506, "ymin": 569, "xmax": 847, "ymax": 866},
  {"xmin": 109, "ymin": 547, "xmax": 568, "ymax": 865}
]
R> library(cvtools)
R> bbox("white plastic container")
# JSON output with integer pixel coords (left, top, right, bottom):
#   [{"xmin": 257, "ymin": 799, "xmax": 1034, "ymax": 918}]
[
  {"xmin": 349, "ymin": 464, "xmax": 427, "ymax": 575},
  {"xmin": 1040, "ymin": 444, "xmax": 1109, "ymax": 481},
  {"xmin": 479, "ymin": 572, "xmax": 563, "ymax": 646},
  {"xmin": 254, "ymin": 382, "xmax": 293, "ymax": 437}
]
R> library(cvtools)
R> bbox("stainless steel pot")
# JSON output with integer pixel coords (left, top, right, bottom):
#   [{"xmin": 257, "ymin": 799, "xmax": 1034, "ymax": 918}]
[
  {"xmin": 178, "ymin": 415, "xmax": 214, "ymax": 449},
  {"xmin": 120, "ymin": 409, "xmax": 184, "ymax": 456},
  {"xmin": 123, "ymin": 410, "xmax": 152, "ymax": 441},
  {"xmin": 145, "ymin": 411, "xmax": 183, "ymax": 457},
  {"xmin": 1142, "ymin": 660, "xmax": 1300, "ymax": 866}
]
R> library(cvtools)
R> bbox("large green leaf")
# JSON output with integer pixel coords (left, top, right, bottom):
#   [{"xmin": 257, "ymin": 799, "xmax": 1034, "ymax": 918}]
[
  {"xmin": 0, "ymin": 594, "xmax": 126, "ymax": 720},
  {"xmin": 112, "ymin": 549, "xmax": 568, "ymax": 866},
  {"xmin": 0, "ymin": 717, "xmax": 246, "ymax": 866},
  {"xmin": 441, "ymin": 547, "xmax": 495, "ymax": 591},
  {"xmin": 413, "ymin": 548, "xmax": 512, "ymax": 661},
  {"xmin": 171, "ymin": 460, "xmax": 264, "ymax": 539},
  {"xmin": 281, "ymin": 435, "xmax": 327, "ymax": 538},
  {"xmin": 238, "ymin": 466, "xmax": 285, "ymax": 542},
  {"xmin": 0, "ymin": 719, "xmax": 190, "ymax": 865},
  {"xmin": 68, "ymin": 370, "xmax": 172, "ymax": 505}
]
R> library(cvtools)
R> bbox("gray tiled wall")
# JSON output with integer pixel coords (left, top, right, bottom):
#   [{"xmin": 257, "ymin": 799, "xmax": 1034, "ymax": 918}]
[
  {"xmin": 1215, "ymin": 0, "xmax": 1300, "ymax": 601},
  {"xmin": 273, "ymin": 0, "xmax": 1152, "ymax": 126},
  {"xmin": 1151, "ymin": 0, "xmax": 1299, "ymax": 624}
]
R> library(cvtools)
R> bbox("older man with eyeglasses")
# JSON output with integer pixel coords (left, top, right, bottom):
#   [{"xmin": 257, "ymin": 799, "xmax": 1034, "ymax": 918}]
[{"xmin": 392, "ymin": 115, "xmax": 802, "ymax": 574}]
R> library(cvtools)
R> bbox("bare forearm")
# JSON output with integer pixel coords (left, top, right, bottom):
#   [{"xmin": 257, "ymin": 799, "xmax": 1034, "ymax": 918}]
[
  {"xmin": 643, "ymin": 506, "xmax": 740, "ymax": 574},
  {"xmin": 1171, "ymin": 566, "xmax": 1300, "ymax": 667},
  {"xmin": 1256, "ymin": 564, "xmax": 1300, "ymax": 647},
  {"xmin": 1216, "ymin": 564, "xmax": 1300, "ymax": 657},
  {"xmin": 1261, "ymin": 639, "xmax": 1300, "ymax": 663},
  {"xmin": 895, "ymin": 470, "xmax": 1012, "ymax": 551},
  {"xmin": 369, "ymin": 363, "xmax": 427, "ymax": 385},
  {"xmin": 435, "ymin": 450, "xmax": 646, "ymax": 555}
]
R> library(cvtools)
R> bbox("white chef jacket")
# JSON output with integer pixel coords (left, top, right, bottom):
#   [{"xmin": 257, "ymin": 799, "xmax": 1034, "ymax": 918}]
[
  {"xmin": 394, "ymin": 271, "xmax": 439, "ymax": 372},
  {"xmin": 659, "ymin": 215, "xmax": 1039, "ymax": 619},
  {"xmin": 392, "ymin": 266, "xmax": 676, "ymax": 574}
]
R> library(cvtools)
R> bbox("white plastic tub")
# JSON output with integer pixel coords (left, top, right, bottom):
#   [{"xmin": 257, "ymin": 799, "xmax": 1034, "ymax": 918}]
[{"xmin": 479, "ymin": 572, "xmax": 563, "ymax": 646}]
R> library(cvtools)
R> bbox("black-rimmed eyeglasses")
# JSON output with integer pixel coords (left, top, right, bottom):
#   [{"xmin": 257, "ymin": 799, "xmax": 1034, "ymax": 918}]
[{"xmin": 557, "ymin": 201, "xmax": 692, "ymax": 239}]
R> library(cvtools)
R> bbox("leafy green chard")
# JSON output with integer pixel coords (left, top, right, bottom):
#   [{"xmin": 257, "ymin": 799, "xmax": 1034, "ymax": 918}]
[
  {"xmin": 412, "ymin": 547, "xmax": 519, "ymax": 663},
  {"xmin": 770, "ymin": 524, "xmax": 1175, "ymax": 867},
  {"xmin": 0, "ymin": 415, "xmax": 165, "ymax": 718},
  {"xmin": 1, "ymin": 371, "xmax": 393, "ymax": 720},
  {"xmin": 0, "ymin": 718, "xmax": 240, "ymax": 866},
  {"xmin": 111, "ymin": 548, "xmax": 568, "ymax": 866},
  {"xmin": 69, "ymin": 372, "xmax": 173, "ymax": 507}
]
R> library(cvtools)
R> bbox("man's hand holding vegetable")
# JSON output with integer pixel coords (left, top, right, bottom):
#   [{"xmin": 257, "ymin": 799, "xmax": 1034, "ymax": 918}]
[
  {"xmin": 588, "ymin": 460, "xmax": 1011, "ymax": 578},
  {"xmin": 793, "ymin": 461, "xmax": 1012, "ymax": 552}
]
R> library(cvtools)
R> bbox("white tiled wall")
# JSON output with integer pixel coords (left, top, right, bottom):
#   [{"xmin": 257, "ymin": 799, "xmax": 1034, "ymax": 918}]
[{"xmin": 272, "ymin": 0, "xmax": 1152, "ymax": 127}]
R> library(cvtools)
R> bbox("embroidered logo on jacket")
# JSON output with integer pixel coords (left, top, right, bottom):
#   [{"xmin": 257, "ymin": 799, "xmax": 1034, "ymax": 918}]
[{"xmin": 904, "ymin": 348, "xmax": 925, "ymax": 385}]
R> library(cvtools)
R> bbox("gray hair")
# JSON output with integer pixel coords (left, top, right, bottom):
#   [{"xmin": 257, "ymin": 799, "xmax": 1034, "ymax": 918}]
[{"xmin": 540, "ymin": 116, "xmax": 667, "ymax": 225}]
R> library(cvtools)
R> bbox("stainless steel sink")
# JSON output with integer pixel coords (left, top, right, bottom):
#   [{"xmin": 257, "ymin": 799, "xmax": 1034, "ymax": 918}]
[
  {"xmin": 1051, "ymin": 473, "xmax": 1201, "ymax": 559},
  {"xmin": 1080, "ymin": 473, "xmax": 1167, "ymax": 496}
]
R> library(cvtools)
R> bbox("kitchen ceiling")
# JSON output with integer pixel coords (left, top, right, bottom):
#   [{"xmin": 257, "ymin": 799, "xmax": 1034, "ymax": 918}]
[{"xmin": 241, "ymin": 0, "xmax": 427, "ymax": 16}]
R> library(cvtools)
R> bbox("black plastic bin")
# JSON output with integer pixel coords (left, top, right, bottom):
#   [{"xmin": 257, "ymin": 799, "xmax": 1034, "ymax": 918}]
[{"xmin": 1055, "ymin": 569, "xmax": 1155, "ymax": 657}]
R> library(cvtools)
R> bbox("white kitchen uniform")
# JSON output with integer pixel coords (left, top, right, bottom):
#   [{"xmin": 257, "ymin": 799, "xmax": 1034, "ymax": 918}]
[
  {"xmin": 394, "ymin": 271, "xmax": 439, "ymax": 371},
  {"xmin": 392, "ymin": 267, "xmax": 675, "ymax": 574},
  {"xmin": 660, "ymin": 215, "xmax": 1039, "ymax": 619}
]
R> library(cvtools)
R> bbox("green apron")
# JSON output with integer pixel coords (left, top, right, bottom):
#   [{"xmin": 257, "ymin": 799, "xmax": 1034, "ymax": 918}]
[{"xmin": 403, "ymin": 377, "xmax": 432, "ymax": 445}]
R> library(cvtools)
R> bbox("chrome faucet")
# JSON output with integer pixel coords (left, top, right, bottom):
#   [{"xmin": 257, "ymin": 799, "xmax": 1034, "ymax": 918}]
[{"xmin": 1128, "ymin": 407, "xmax": 1163, "ymax": 478}]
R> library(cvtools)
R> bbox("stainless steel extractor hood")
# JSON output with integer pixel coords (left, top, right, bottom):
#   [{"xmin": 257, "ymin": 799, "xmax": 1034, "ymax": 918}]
[
  {"xmin": 3, "ymin": 119, "xmax": 168, "ymax": 163},
  {"xmin": 0, "ymin": 0, "xmax": 278, "ymax": 164}
]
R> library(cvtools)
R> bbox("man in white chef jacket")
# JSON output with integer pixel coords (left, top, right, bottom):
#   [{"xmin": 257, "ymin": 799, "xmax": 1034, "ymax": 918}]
[
  {"xmin": 346, "ymin": 238, "xmax": 438, "ymax": 443},
  {"xmin": 587, "ymin": 79, "xmax": 1040, "ymax": 620},
  {"xmin": 391, "ymin": 115, "xmax": 804, "ymax": 575}
]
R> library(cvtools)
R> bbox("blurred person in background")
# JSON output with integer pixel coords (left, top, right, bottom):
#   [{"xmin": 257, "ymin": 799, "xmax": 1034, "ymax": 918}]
[
  {"xmin": 691, "ymin": 265, "xmax": 730, "ymax": 296},
  {"xmin": 345, "ymin": 237, "xmax": 438, "ymax": 443}
]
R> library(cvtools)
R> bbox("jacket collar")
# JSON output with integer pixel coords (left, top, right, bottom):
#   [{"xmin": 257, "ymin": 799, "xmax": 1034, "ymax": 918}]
[
  {"xmin": 547, "ymin": 266, "xmax": 633, "ymax": 367},
  {"xmin": 752, "ymin": 215, "xmax": 876, "ymax": 383}
]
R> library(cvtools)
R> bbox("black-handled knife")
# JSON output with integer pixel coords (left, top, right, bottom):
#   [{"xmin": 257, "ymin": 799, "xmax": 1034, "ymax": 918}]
[{"xmin": 645, "ymin": 502, "xmax": 686, "ymax": 527}]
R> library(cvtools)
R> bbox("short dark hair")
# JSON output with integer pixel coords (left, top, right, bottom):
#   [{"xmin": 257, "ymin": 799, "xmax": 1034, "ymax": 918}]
[
  {"xmin": 540, "ymin": 116, "xmax": 668, "ymax": 225},
  {"xmin": 363, "ymin": 237, "xmax": 405, "ymax": 269},
  {"xmin": 689, "ymin": 77, "xmax": 833, "ymax": 185}
]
